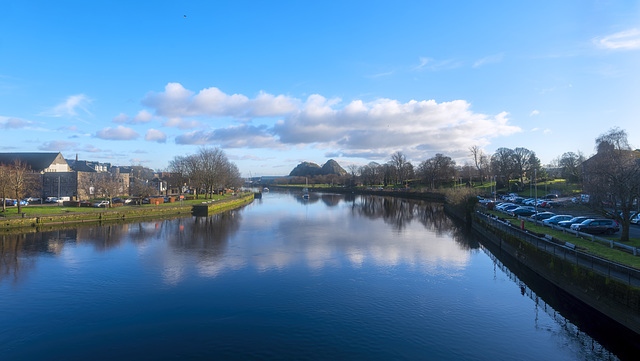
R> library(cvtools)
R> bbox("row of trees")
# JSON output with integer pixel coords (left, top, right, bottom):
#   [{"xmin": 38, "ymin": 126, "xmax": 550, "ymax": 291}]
[{"xmin": 168, "ymin": 147, "xmax": 243, "ymax": 199}]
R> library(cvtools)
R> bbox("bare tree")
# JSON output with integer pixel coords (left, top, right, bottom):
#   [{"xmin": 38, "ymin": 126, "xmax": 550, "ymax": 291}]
[
  {"xmin": 0, "ymin": 163, "xmax": 9, "ymax": 212},
  {"xmin": 469, "ymin": 145, "xmax": 489, "ymax": 185},
  {"xmin": 418, "ymin": 154, "xmax": 456, "ymax": 189},
  {"xmin": 583, "ymin": 128, "xmax": 640, "ymax": 242},
  {"xmin": 557, "ymin": 151, "xmax": 585, "ymax": 183},
  {"xmin": 8, "ymin": 160, "xmax": 34, "ymax": 214},
  {"xmin": 490, "ymin": 147, "xmax": 516, "ymax": 189},
  {"xmin": 95, "ymin": 173, "xmax": 120, "ymax": 207},
  {"xmin": 390, "ymin": 151, "xmax": 411, "ymax": 186}
]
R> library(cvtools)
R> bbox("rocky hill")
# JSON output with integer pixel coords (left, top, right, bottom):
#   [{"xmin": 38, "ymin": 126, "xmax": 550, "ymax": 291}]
[{"xmin": 289, "ymin": 159, "xmax": 347, "ymax": 177}]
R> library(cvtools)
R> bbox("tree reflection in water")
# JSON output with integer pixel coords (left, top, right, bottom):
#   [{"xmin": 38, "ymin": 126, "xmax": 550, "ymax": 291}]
[{"xmin": 0, "ymin": 212, "xmax": 243, "ymax": 285}]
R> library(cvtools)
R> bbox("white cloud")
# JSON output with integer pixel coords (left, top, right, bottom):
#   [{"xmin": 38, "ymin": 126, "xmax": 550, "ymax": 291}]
[
  {"xmin": 272, "ymin": 95, "xmax": 521, "ymax": 159},
  {"xmin": 43, "ymin": 94, "xmax": 92, "ymax": 117},
  {"xmin": 473, "ymin": 53, "xmax": 505, "ymax": 68},
  {"xmin": 82, "ymin": 144, "xmax": 102, "ymax": 153},
  {"xmin": 112, "ymin": 113, "xmax": 129, "ymax": 123},
  {"xmin": 95, "ymin": 125, "xmax": 140, "ymax": 140},
  {"xmin": 162, "ymin": 117, "xmax": 202, "ymax": 129},
  {"xmin": 175, "ymin": 124, "xmax": 281, "ymax": 148},
  {"xmin": 134, "ymin": 84, "xmax": 521, "ymax": 161},
  {"xmin": 132, "ymin": 110, "xmax": 153, "ymax": 124},
  {"xmin": 142, "ymin": 83, "xmax": 298, "ymax": 119},
  {"xmin": 145, "ymin": 129, "xmax": 167, "ymax": 143},
  {"xmin": 594, "ymin": 28, "xmax": 640, "ymax": 50},
  {"xmin": 38, "ymin": 140, "xmax": 78, "ymax": 151},
  {"xmin": 1, "ymin": 116, "xmax": 34, "ymax": 129},
  {"xmin": 530, "ymin": 110, "xmax": 539, "ymax": 116}
]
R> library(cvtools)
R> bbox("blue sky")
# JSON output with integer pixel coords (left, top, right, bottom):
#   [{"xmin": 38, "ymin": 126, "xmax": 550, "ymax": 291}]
[{"xmin": 1, "ymin": 1, "xmax": 639, "ymax": 176}]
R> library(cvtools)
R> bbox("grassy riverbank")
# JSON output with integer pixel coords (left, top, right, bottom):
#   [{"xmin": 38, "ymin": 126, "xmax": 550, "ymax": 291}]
[
  {"xmin": 0, "ymin": 193, "xmax": 254, "ymax": 231},
  {"xmin": 485, "ymin": 209, "xmax": 640, "ymax": 269}
]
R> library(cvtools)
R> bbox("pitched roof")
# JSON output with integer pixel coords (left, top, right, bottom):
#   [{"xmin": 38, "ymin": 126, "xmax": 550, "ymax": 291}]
[
  {"xmin": 67, "ymin": 160, "xmax": 97, "ymax": 172},
  {"xmin": 0, "ymin": 152, "xmax": 64, "ymax": 171}
]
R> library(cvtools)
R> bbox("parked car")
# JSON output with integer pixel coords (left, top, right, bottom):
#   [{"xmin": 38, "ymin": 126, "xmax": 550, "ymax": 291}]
[
  {"xmin": 542, "ymin": 215, "xmax": 573, "ymax": 225},
  {"xmin": 558, "ymin": 216, "xmax": 591, "ymax": 228},
  {"xmin": 94, "ymin": 200, "xmax": 110, "ymax": 208},
  {"xmin": 631, "ymin": 213, "xmax": 640, "ymax": 225},
  {"xmin": 544, "ymin": 194, "xmax": 559, "ymax": 199},
  {"xmin": 510, "ymin": 206, "xmax": 536, "ymax": 217},
  {"xmin": 571, "ymin": 219, "xmax": 619, "ymax": 235},
  {"xmin": 501, "ymin": 204, "xmax": 520, "ymax": 214},
  {"xmin": 23, "ymin": 197, "xmax": 41, "ymax": 202},
  {"xmin": 45, "ymin": 197, "xmax": 59, "ymax": 203},
  {"xmin": 495, "ymin": 202, "xmax": 516, "ymax": 211},
  {"xmin": 530, "ymin": 212, "xmax": 556, "ymax": 221}
]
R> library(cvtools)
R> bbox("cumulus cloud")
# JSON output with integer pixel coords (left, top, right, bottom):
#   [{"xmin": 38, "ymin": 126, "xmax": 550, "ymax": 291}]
[
  {"xmin": 142, "ymin": 83, "xmax": 298, "ymax": 119},
  {"xmin": 43, "ymin": 94, "xmax": 92, "ymax": 117},
  {"xmin": 38, "ymin": 140, "xmax": 78, "ymax": 151},
  {"xmin": 473, "ymin": 53, "xmax": 505, "ymax": 68},
  {"xmin": 113, "ymin": 113, "xmax": 129, "ymax": 123},
  {"xmin": 594, "ymin": 28, "xmax": 640, "ymax": 50},
  {"xmin": 132, "ymin": 110, "xmax": 153, "ymax": 124},
  {"xmin": 272, "ymin": 95, "xmax": 521, "ymax": 158},
  {"xmin": 1, "ymin": 116, "xmax": 34, "ymax": 129},
  {"xmin": 145, "ymin": 129, "xmax": 167, "ymax": 143},
  {"xmin": 162, "ymin": 117, "xmax": 202, "ymax": 129},
  {"xmin": 175, "ymin": 124, "xmax": 281, "ymax": 148},
  {"xmin": 95, "ymin": 125, "xmax": 140, "ymax": 140},
  {"xmin": 142, "ymin": 84, "xmax": 520, "ymax": 161}
]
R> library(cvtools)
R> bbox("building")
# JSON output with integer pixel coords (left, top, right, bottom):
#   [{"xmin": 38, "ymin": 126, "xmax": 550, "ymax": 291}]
[
  {"xmin": 0, "ymin": 152, "xmax": 76, "ymax": 199},
  {"xmin": 0, "ymin": 152, "xmax": 131, "ymax": 200}
]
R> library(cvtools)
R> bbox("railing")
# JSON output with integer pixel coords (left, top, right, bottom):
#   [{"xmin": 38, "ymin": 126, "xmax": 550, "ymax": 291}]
[{"xmin": 475, "ymin": 211, "xmax": 640, "ymax": 288}]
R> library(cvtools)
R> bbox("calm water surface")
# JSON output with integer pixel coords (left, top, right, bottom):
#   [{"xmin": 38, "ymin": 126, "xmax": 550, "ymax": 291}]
[{"xmin": 0, "ymin": 191, "xmax": 621, "ymax": 360}]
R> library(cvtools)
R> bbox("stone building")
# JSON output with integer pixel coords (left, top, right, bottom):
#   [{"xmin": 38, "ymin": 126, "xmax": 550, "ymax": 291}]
[{"xmin": 0, "ymin": 152, "xmax": 130, "ymax": 200}]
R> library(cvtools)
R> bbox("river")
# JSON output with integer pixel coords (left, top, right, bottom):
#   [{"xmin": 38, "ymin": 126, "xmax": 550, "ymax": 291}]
[{"xmin": 0, "ymin": 190, "xmax": 629, "ymax": 360}]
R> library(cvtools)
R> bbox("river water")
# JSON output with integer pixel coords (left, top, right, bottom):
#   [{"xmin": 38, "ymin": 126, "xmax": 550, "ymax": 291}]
[{"xmin": 0, "ymin": 191, "xmax": 628, "ymax": 360}]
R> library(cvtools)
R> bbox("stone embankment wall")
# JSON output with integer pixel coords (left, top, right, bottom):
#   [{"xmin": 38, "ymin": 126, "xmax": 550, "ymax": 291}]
[{"xmin": 444, "ymin": 203, "xmax": 640, "ymax": 336}]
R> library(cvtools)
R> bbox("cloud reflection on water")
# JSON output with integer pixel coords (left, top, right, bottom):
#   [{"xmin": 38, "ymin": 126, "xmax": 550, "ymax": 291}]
[{"xmin": 0, "ymin": 194, "xmax": 474, "ymax": 285}]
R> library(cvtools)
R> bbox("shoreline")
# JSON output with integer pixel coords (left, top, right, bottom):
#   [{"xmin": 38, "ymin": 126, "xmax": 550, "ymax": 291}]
[{"xmin": 0, "ymin": 193, "xmax": 255, "ymax": 233}]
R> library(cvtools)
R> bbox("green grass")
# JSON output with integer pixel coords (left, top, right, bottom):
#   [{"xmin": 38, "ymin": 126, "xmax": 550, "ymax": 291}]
[
  {"xmin": 0, "ymin": 194, "xmax": 240, "ymax": 217},
  {"xmin": 486, "ymin": 210, "xmax": 640, "ymax": 268}
]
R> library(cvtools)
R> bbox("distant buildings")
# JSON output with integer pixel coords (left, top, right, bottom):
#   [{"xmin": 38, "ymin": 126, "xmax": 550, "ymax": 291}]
[{"xmin": 0, "ymin": 152, "xmax": 131, "ymax": 200}]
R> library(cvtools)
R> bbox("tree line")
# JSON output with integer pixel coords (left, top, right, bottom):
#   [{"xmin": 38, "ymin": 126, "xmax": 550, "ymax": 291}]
[{"xmin": 168, "ymin": 147, "xmax": 243, "ymax": 199}]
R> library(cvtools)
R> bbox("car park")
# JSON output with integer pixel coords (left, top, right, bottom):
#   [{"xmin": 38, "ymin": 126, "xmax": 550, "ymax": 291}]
[
  {"xmin": 558, "ymin": 216, "xmax": 591, "ymax": 228},
  {"xmin": 530, "ymin": 212, "xmax": 556, "ymax": 221},
  {"xmin": 571, "ymin": 219, "xmax": 619, "ymax": 235},
  {"xmin": 510, "ymin": 206, "xmax": 535, "ymax": 217},
  {"xmin": 501, "ymin": 204, "xmax": 520, "ymax": 214},
  {"xmin": 542, "ymin": 215, "xmax": 573, "ymax": 225},
  {"xmin": 495, "ymin": 203, "xmax": 516, "ymax": 211}
]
